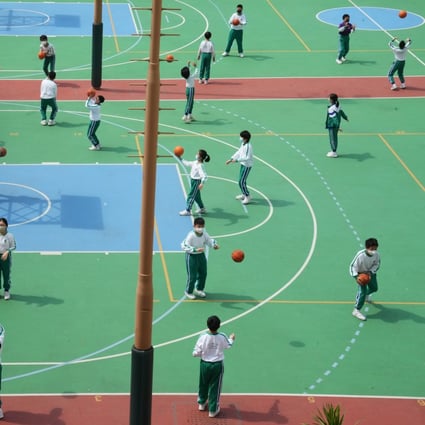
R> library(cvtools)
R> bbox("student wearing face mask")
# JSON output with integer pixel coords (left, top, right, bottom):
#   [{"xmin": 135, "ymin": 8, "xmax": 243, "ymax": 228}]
[
  {"xmin": 222, "ymin": 4, "xmax": 247, "ymax": 58},
  {"xmin": 349, "ymin": 238, "xmax": 381, "ymax": 321},
  {"xmin": 181, "ymin": 217, "xmax": 219, "ymax": 299},
  {"xmin": 0, "ymin": 218, "xmax": 16, "ymax": 301},
  {"xmin": 226, "ymin": 130, "xmax": 253, "ymax": 204},
  {"xmin": 179, "ymin": 149, "xmax": 210, "ymax": 216}
]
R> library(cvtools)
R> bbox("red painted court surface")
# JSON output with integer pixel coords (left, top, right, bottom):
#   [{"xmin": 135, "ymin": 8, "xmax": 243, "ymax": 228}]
[
  {"xmin": 1, "ymin": 76, "xmax": 425, "ymax": 101},
  {"xmin": 2, "ymin": 394, "xmax": 425, "ymax": 424}
]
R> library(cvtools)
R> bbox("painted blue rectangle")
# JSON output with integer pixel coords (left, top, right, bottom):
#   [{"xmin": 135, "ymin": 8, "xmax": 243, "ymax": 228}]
[
  {"xmin": 0, "ymin": 164, "xmax": 189, "ymax": 252},
  {"xmin": 0, "ymin": 2, "xmax": 137, "ymax": 36}
]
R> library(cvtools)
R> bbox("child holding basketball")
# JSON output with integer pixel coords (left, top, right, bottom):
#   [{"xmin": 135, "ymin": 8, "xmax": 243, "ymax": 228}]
[
  {"xmin": 197, "ymin": 32, "xmax": 215, "ymax": 84},
  {"xmin": 85, "ymin": 94, "xmax": 105, "ymax": 151},
  {"xmin": 181, "ymin": 61, "xmax": 198, "ymax": 123},
  {"xmin": 179, "ymin": 149, "xmax": 210, "ymax": 216},
  {"xmin": 193, "ymin": 315, "xmax": 235, "ymax": 418},
  {"xmin": 0, "ymin": 218, "xmax": 16, "ymax": 301},
  {"xmin": 226, "ymin": 130, "xmax": 253, "ymax": 204},
  {"xmin": 0, "ymin": 323, "xmax": 4, "ymax": 418},
  {"xmin": 325, "ymin": 93, "xmax": 348, "ymax": 158},
  {"xmin": 39, "ymin": 34, "xmax": 56, "ymax": 76},
  {"xmin": 182, "ymin": 218, "xmax": 219, "ymax": 300},
  {"xmin": 336, "ymin": 14, "xmax": 355, "ymax": 64},
  {"xmin": 349, "ymin": 238, "xmax": 381, "ymax": 321},
  {"xmin": 222, "ymin": 4, "xmax": 247, "ymax": 58},
  {"xmin": 387, "ymin": 37, "xmax": 412, "ymax": 90}
]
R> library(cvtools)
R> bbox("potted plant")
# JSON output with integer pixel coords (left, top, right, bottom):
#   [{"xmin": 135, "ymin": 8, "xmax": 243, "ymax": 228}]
[{"xmin": 302, "ymin": 403, "xmax": 344, "ymax": 425}]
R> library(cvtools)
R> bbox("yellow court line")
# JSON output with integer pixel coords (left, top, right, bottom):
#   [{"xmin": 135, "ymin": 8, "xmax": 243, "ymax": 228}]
[
  {"xmin": 266, "ymin": 0, "xmax": 311, "ymax": 52},
  {"xmin": 176, "ymin": 299, "xmax": 425, "ymax": 305},
  {"xmin": 105, "ymin": 0, "xmax": 120, "ymax": 53},
  {"xmin": 378, "ymin": 134, "xmax": 425, "ymax": 192}
]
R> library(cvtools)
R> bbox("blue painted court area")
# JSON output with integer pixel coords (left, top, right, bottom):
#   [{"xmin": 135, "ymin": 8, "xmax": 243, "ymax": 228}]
[
  {"xmin": 0, "ymin": 164, "xmax": 189, "ymax": 252},
  {"xmin": 317, "ymin": 7, "xmax": 424, "ymax": 31},
  {"xmin": 0, "ymin": 2, "xmax": 137, "ymax": 36}
]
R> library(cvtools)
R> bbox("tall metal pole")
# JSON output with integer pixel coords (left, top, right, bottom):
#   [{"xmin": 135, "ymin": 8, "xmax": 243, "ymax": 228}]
[
  {"xmin": 91, "ymin": 0, "xmax": 103, "ymax": 89},
  {"xmin": 129, "ymin": 1, "xmax": 162, "ymax": 424}
]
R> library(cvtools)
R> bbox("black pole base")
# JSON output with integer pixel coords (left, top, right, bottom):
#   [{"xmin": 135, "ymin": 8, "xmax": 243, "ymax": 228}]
[
  {"xmin": 91, "ymin": 23, "xmax": 103, "ymax": 89},
  {"xmin": 129, "ymin": 345, "xmax": 154, "ymax": 425}
]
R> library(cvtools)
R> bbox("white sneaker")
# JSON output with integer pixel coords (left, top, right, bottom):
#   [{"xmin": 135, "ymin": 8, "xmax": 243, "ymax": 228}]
[
  {"xmin": 179, "ymin": 210, "xmax": 191, "ymax": 216},
  {"xmin": 89, "ymin": 145, "xmax": 101, "ymax": 151},
  {"xmin": 48, "ymin": 119, "xmax": 56, "ymax": 126},
  {"xmin": 391, "ymin": 84, "xmax": 397, "ymax": 90},
  {"xmin": 198, "ymin": 403, "xmax": 207, "ymax": 411},
  {"xmin": 194, "ymin": 289, "xmax": 206, "ymax": 298},
  {"xmin": 336, "ymin": 59, "xmax": 342, "ymax": 64},
  {"xmin": 195, "ymin": 208, "xmax": 207, "ymax": 214},
  {"xmin": 341, "ymin": 56, "xmax": 346, "ymax": 62},
  {"xmin": 199, "ymin": 79, "xmax": 204, "ymax": 84},
  {"xmin": 239, "ymin": 53, "xmax": 244, "ymax": 58},
  {"xmin": 185, "ymin": 291, "xmax": 196, "ymax": 300},
  {"xmin": 204, "ymin": 80, "xmax": 208, "ymax": 85},
  {"xmin": 188, "ymin": 115, "xmax": 195, "ymax": 121},
  {"xmin": 326, "ymin": 151, "xmax": 338, "ymax": 158},
  {"xmin": 4, "ymin": 291, "xmax": 10, "ymax": 300},
  {"xmin": 182, "ymin": 115, "xmax": 188, "ymax": 121},
  {"xmin": 401, "ymin": 83, "xmax": 406, "ymax": 89},
  {"xmin": 222, "ymin": 52, "xmax": 229, "ymax": 57},
  {"xmin": 235, "ymin": 194, "xmax": 245, "ymax": 200},
  {"xmin": 0, "ymin": 407, "xmax": 4, "ymax": 419},
  {"xmin": 40, "ymin": 120, "xmax": 47, "ymax": 126},
  {"xmin": 209, "ymin": 407, "xmax": 220, "ymax": 418},
  {"xmin": 352, "ymin": 308, "xmax": 366, "ymax": 321},
  {"xmin": 242, "ymin": 195, "xmax": 251, "ymax": 205}
]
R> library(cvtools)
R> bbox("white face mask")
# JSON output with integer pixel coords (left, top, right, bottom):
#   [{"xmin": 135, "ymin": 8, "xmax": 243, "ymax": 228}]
[
  {"xmin": 240, "ymin": 137, "xmax": 245, "ymax": 143},
  {"xmin": 0, "ymin": 226, "xmax": 6, "ymax": 232},
  {"xmin": 194, "ymin": 227, "xmax": 204, "ymax": 235},
  {"xmin": 366, "ymin": 249, "xmax": 376, "ymax": 256}
]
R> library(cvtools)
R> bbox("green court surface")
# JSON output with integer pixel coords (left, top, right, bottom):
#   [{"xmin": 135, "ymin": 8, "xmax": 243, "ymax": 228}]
[{"xmin": 0, "ymin": 0, "xmax": 424, "ymax": 411}]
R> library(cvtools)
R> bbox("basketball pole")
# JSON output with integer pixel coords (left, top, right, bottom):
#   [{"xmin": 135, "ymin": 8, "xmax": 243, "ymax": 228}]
[
  {"xmin": 91, "ymin": 0, "xmax": 103, "ymax": 89},
  {"xmin": 129, "ymin": 1, "xmax": 162, "ymax": 424}
]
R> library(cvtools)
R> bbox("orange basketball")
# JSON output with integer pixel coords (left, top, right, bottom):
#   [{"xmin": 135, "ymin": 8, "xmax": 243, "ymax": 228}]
[
  {"xmin": 232, "ymin": 18, "xmax": 240, "ymax": 26},
  {"xmin": 398, "ymin": 10, "xmax": 407, "ymax": 18},
  {"xmin": 231, "ymin": 249, "xmax": 245, "ymax": 263},
  {"xmin": 165, "ymin": 54, "xmax": 174, "ymax": 63},
  {"xmin": 173, "ymin": 146, "xmax": 184, "ymax": 157},
  {"xmin": 38, "ymin": 51, "xmax": 46, "ymax": 59},
  {"xmin": 0, "ymin": 147, "xmax": 7, "ymax": 157},
  {"xmin": 357, "ymin": 273, "xmax": 371, "ymax": 286},
  {"xmin": 87, "ymin": 88, "xmax": 96, "ymax": 97}
]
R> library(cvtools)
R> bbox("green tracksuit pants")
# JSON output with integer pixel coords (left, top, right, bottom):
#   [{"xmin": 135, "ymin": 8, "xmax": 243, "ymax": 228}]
[
  {"xmin": 185, "ymin": 252, "xmax": 207, "ymax": 293},
  {"xmin": 225, "ymin": 29, "xmax": 244, "ymax": 54},
  {"xmin": 388, "ymin": 60, "xmax": 406, "ymax": 84},
  {"xmin": 0, "ymin": 255, "xmax": 11, "ymax": 291},
  {"xmin": 185, "ymin": 178, "xmax": 204, "ymax": 211},
  {"xmin": 355, "ymin": 273, "xmax": 378, "ymax": 310},
  {"xmin": 199, "ymin": 52, "xmax": 212, "ymax": 81},
  {"xmin": 198, "ymin": 360, "xmax": 224, "ymax": 414},
  {"xmin": 338, "ymin": 35, "xmax": 350, "ymax": 60}
]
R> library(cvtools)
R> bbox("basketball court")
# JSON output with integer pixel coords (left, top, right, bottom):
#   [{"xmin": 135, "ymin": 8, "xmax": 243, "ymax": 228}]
[{"xmin": 0, "ymin": 0, "xmax": 424, "ymax": 424}]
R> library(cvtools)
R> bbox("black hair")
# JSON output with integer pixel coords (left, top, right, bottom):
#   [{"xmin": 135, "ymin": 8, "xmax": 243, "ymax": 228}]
[
  {"xmin": 181, "ymin": 66, "xmax": 190, "ymax": 79},
  {"xmin": 98, "ymin": 95, "xmax": 105, "ymax": 103},
  {"xmin": 240, "ymin": 130, "xmax": 251, "ymax": 142},
  {"xmin": 342, "ymin": 14, "xmax": 350, "ymax": 20},
  {"xmin": 237, "ymin": 4, "xmax": 243, "ymax": 9},
  {"xmin": 198, "ymin": 149, "xmax": 210, "ymax": 163},
  {"xmin": 329, "ymin": 93, "xmax": 339, "ymax": 107},
  {"xmin": 0, "ymin": 217, "xmax": 8, "ymax": 227},
  {"xmin": 365, "ymin": 238, "xmax": 379, "ymax": 249},
  {"xmin": 194, "ymin": 217, "xmax": 205, "ymax": 226},
  {"xmin": 204, "ymin": 31, "xmax": 212, "ymax": 40},
  {"xmin": 48, "ymin": 71, "xmax": 56, "ymax": 80},
  {"xmin": 399, "ymin": 40, "xmax": 406, "ymax": 49},
  {"xmin": 40, "ymin": 34, "xmax": 48, "ymax": 41},
  {"xmin": 207, "ymin": 315, "xmax": 221, "ymax": 332}
]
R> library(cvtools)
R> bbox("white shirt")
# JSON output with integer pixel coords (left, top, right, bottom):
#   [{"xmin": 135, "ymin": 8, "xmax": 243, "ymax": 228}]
[
  {"xmin": 40, "ymin": 78, "xmax": 57, "ymax": 99},
  {"xmin": 181, "ymin": 159, "xmax": 207, "ymax": 182},
  {"xmin": 229, "ymin": 12, "xmax": 247, "ymax": 29},
  {"xmin": 389, "ymin": 39, "xmax": 411, "ymax": 61},
  {"xmin": 349, "ymin": 249, "xmax": 381, "ymax": 276},
  {"xmin": 231, "ymin": 141, "xmax": 254, "ymax": 167},
  {"xmin": 193, "ymin": 331, "xmax": 234, "ymax": 362},
  {"xmin": 85, "ymin": 98, "xmax": 102, "ymax": 121},
  {"xmin": 198, "ymin": 40, "xmax": 215, "ymax": 54}
]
